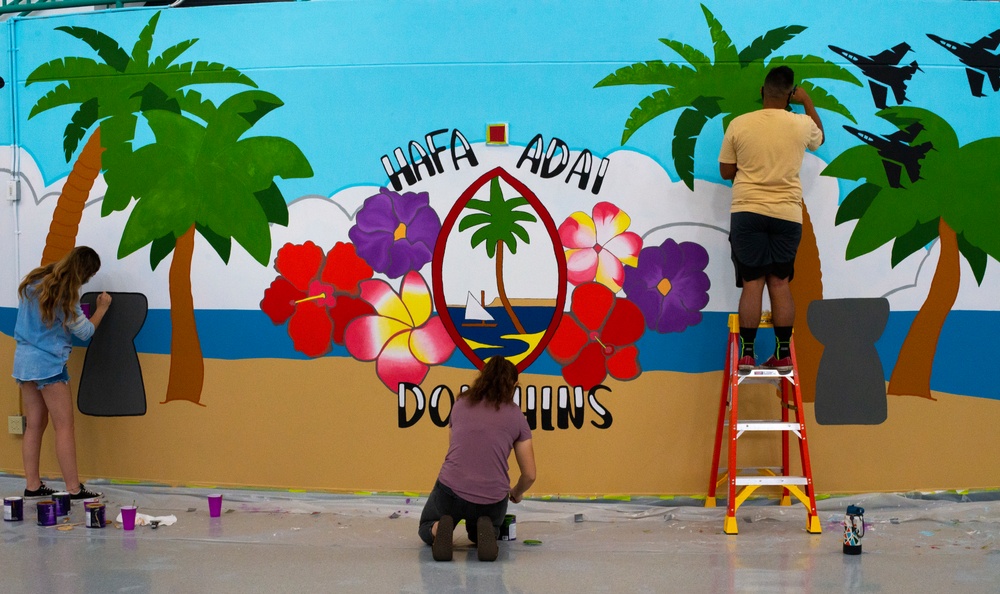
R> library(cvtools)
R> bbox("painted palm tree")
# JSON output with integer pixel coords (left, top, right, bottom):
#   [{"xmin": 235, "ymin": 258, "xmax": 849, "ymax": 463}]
[
  {"xmin": 822, "ymin": 106, "xmax": 1000, "ymax": 399},
  {"xmin": 595, "ymin": 4, "xmax": 861, "ymax": 401},
  {"xmin": 458, "ymin": 177, "xmax": 538, "ymax": 335},
  {"xmin": 116, "ymin": 90, "xmax": 313, "ymax": 405},
  {"xmin": 26, "ymin": 12, "xmax": 255, "ymax": 265}
]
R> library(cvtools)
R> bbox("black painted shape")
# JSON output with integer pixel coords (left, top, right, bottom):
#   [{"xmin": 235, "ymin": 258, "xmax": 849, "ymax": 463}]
[
  {"xmin": 841, "ymin": 123, "xmax": 933, "ymax": 188},
  {"xmin": 808, "ymin": 298, "xmax": 889, "ymax": 425},
  {"xmin": 828, "ymin": 43, "xmax": 920, "ymax": 109},
  {"xmin": 926, "ymin": 30, "xmax": 1000, "ymax": 97},
  {"xmin": 78, "ymin": 292, "xmax": 148, "ymax": 417}
]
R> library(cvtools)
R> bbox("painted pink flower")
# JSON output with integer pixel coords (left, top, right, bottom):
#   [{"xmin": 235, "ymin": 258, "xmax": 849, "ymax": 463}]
[
  {"xmin": 558, "ymin": 202, "xmax": 642, "ymax": 293},
  {"xmin": 345, "ymin": 271, "xmax": 455, "ymax": 392},
  {"xmin": 260, "ymin": 241, "xmax": 375, "ymax": 357}
]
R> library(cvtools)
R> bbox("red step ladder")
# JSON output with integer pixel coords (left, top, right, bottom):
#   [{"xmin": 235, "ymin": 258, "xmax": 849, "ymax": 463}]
[{"xmin": 705, "ymin": 313, "xmax": 821, "ymax": 535}]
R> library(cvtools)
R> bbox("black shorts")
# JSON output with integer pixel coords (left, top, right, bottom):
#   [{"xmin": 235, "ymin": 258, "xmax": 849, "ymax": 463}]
[{"xmin": 729, "ymin": 211, "xmax": 802, "ymax": 287}]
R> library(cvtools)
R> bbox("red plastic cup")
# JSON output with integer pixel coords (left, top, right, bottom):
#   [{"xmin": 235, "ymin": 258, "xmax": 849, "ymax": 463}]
[
  {"xmin": 208, "ymin": 494, "xmax": 223, "ymax": 518},
  {"xmin": 120, "ymin": 506, "xmax": 137, "ymax": 531}
]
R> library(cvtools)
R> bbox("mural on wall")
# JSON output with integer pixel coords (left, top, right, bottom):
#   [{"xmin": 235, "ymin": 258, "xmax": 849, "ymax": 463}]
[
  {"xmin": 6, "ymin": 1, "xmax": 1000, "ymax": 436},
  {"xmin": 26, "ymin": 12, "xmax": 313, "ymax": 406}
]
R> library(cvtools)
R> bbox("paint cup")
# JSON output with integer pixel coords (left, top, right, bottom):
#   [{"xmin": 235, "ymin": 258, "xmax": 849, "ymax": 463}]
[
  {"xmin": 120, "ymin": 506, "xmax": 137, "ymax": 531},
  {"xmin": 85, "ymin": 502, "xmax": 106, "ymax": 528},
  {"xmin": 4, "ymin": 497, "xmax": 23, "ymax": 521},
  {"xmin": 499, "ymin": 514, "xmax": 516, "ymax": 541},
  {"xmin": 53, "ymin": 492, "xmax": 71, "ymax": 516},
  {"xmin": 80, "ymin": 302, "xmax": 91, "ymax": 318},
  {"xmin": 37, "ymin": 501, "xmax": 57, "ymax": 526},
  {"xmin": 208, "ymin": 494, "xmax": 223, "ymax": 518}
]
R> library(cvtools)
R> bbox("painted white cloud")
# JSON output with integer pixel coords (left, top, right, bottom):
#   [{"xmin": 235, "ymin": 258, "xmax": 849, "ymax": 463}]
[{"xmin": 2, "ymin": 145, "xmax": 998, "ymax": 313}]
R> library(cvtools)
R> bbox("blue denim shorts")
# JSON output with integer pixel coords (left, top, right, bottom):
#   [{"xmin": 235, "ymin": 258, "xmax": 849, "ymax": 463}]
[{"xmin": 20, "ymin": 367, "xmax": 70, "ymax": 390}]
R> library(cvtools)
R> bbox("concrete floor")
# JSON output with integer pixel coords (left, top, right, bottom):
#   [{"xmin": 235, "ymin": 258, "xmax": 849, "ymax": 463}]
[{"xmin": 2, "ymin": 476, "xmax": 999, "ymax": 593}]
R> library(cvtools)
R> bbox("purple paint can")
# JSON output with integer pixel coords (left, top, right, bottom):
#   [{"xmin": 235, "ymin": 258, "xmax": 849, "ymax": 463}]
[
  {"xmin": 85, "ymin": 502, "xmax": 106, "ymax": 528},
  {"xmin": 36, "ymin": 501, "xmax": 57, "ymax": 526},
  {"xmin": 53, "ymin": 492, "xmax": 71, "ymax": 516},
  {"xmin": 4, "ymin": 497, "xmax": 23, "ymax": 521}
]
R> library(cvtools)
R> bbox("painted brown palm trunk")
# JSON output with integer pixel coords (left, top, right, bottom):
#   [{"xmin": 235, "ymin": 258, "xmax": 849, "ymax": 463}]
[
  {"xmin": 791, "ymin": 205, "xmax": 823, "ymax": 403},
  {"xmin": 495, "ymin": 240, "xmax": 527, "ymax": 334},
  {"xmin": 163, "ymin": 225, "xmax": 205, "ymax": 405},
  {"xmin": 888, "ymin": 218, "xmax": 959, "ymax": 400},
  {"xmin": 40, "ymin": 129, "xmax": 104, "ymax": 266}
]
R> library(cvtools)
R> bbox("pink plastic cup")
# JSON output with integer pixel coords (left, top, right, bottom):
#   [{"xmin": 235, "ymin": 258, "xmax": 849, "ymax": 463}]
[
  {"xmin": 120, "ymin": 506, "xmax": 137, "ymax": 531},
  {"xmin": 208, "ymin": 494, "xmax": 223, "ymax": 518}
]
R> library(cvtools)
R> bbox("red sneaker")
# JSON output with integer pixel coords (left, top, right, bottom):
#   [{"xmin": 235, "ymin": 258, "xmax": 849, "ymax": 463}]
[
  {"xmin": 737, "ymin": 355, "xmax": 756, "ymax": 375},
  {"xmin": 762, "ymin": 356, "xmax": 793, "ymax": 373}
]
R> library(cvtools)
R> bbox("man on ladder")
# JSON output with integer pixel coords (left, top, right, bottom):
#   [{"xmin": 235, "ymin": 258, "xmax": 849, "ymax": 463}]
[{"xmin": 718, "ymin": 65, "xmax": 824, "ymax": 374}]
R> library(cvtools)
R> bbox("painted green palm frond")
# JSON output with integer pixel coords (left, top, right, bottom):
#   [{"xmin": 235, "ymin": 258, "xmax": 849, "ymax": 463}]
[
  {"xmin": 890, "ymin": 218, "xmax": 939, "ymax": 267},
  {"xmin": 54, "ymin": 25, "xmax": 130, "ymax": 72},
  {"xmin": 509, "ymin": 223, "xmax": 531, "ymax": 248},
  {"xmin": 765, "ymin": 55, "xmax": 862, "ymax": 87},
  {"xmin": 469, "ymin": 226, "xmax": 499, "ymax": 258},
  {"xmin": 149, "ymin": 39, "xmax": 198, "ymax": 72},
  {"xmin": 620, "ymin": 86, "xmax": 703, "ymax": 144},
  {"xmin": 957, "ymin": 233, "xmax": 988, "ymax": 285},
  {"xmin": 658, "ymin": 39, "xmax": 711, "ymax": 68},
  {"xmin": 835, "ymin": 182, "xmax": 881, "ymax": 225},
  {"xmin": 671, "ymin": 96, "xmax": 724, "ymax": 190},
  {"xmin": 26, "ymin": 57, "xmax": 117, "ymax": 86},
  {"xmin": 175, "ymin": 89, "xmax": 217, "ymax": 121},
  {"xmin": 797, "ymin": 81, "xmax": 857, "ymax": 124},
  {"xmin": 130, "ymin": 13, "xmax": 161, "ymax": 70},
  {"xmin": 196, "ymin": 223, "xmax": 232, "ymax": 265},
  {"xmin": 458, "ymin": 212, "xmax": 492, "ymax": 231},
  {"xmin": 148, "ymin": 233, "xmax": 176, "ymax": 271},
  {"xmin": 844, "ymin": 190, "xmax": 925, "ymax": 259},
  {"xmin": 253, "ymin": 182, "xmax": 289, "ymax": 227},
  {"xmin": 152, "ymin": 60, "xmax": 258, "ymax": 91},
  {"xmin": 594, "ymin": 60, "xmax": 693, "ymax": 88},
  {"xmin": 62, "ymin": 98, "xmax": 98, "ymax": 161},
  {"xmin": 700, "ymin": 5, "xmax": 739, "ymax": 65},
  {"xmin": 738, "ymin": 25, "xmax": 806, "ymax": 65},
  {"xmin": 132, "ymin": 82, "xmax": 181, "ymax": 114},
  {"xmin": 879, "ymin": 107, "xmax": 959, "ymax": 152},
  {"xmin": 220, "ymin": 136, "xmax": 313, "ymax": 190},
  {"xmin": 941, "ymin": 137, "xmax": 1000, "ymax": 264},
  {"xmin": 461, "ymin": 178, "xmax": 536, "ymax": 258},
  {"xmin": 29, "ymin": 84, "xmax": 86, "ymax": 119},
  {"xmin": 822, "ymin": 145, "xmax": 886, "ymax": 184},
  {"xmin": 205, "ymin": 91, "xmax": 282, "ymax": 149}
]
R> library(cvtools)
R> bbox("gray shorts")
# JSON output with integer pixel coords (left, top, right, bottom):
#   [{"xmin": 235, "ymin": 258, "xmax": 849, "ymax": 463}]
[{"xmin": 729, "ymin": 211, "xmax": 802, "ymax": 287}]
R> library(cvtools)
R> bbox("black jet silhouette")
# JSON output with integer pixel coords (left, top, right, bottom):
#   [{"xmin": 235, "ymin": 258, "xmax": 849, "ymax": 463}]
[
  {"xmin": 829, "ymin": 43, "xmax": 921, "ymax": 109},
  {"xmin": 926, "ymin": 29, "xmax": 1000, "ymax": 97},
  {"xmin": 842, "ymin": 123, "xmax": 933, "ymax": 188}
]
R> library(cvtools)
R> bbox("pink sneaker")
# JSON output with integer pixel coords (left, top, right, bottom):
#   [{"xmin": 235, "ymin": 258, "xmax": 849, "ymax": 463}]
[
  {"xmin": 762, "ymin": 356, "xmax": 793, "ymax": 373},
  {"xmin": 737, "ymin": 355, "xmax": 756, "ymax": 375}
]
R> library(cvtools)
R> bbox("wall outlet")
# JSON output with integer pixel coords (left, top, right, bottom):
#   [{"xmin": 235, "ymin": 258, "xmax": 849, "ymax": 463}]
[{"xmin": 7, "ymin": 415, "xmax": 25, "ymax": 435}]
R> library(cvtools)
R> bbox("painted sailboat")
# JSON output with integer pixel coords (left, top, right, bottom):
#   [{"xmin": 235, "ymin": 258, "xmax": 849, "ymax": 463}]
[{"xmin": 461, "ymin": 290, "xmax": 497, "ymax": 327}]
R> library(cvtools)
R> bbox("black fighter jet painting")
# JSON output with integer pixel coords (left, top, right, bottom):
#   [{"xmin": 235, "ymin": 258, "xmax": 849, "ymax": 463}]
[
  {"xmin": 926, "ymin": 29, "xmax": 1000, "ymax": 97},
  {"xmin": 829, "ymin": 43, "xmax": 921, "ymax": 109},
  {"xmin": 842, "ymin": 123, "xmax": 934, "ymax": 188}
]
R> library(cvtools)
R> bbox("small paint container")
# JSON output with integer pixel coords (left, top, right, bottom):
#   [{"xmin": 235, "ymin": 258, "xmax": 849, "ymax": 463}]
[
  {"xmin": 52, "ymin": 492, "xmax": 71, "ymax": 516},
  {"xmin": 4, "ymin": 497, "xmax": 23, "ymax": 521},
  {"xmin": 37, "ymin": 501, "xmax": 57, "ymax": 526},
  {"xmin": 85, "ymin": 502, "xmax": 106, "ymax": 528},
  {"xmin": 499, "ymin": 514, "xmax": 516, "ymax": 541}
]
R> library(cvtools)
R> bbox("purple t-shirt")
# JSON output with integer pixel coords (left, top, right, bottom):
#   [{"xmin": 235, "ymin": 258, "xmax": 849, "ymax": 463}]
[{"xmin": 437, "ymin": 396, "xmax": 532, "ymax": 505}]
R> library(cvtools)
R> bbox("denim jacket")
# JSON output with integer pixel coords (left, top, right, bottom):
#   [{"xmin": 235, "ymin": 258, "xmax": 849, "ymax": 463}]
[{"xmin": 12, "ymin": 285, "xmax": 95, "ymax": 382}]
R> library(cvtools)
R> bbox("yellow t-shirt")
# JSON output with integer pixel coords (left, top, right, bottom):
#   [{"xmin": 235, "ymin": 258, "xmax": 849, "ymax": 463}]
[{"xmin": 718, "ymin": 109, "xmax": 823, "ymax": 223}]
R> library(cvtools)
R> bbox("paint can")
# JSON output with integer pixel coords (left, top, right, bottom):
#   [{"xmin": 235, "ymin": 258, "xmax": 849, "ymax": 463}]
[
  {"xmin": 52, "ymin": 492, "xmax": 71, "ymax": 516},
  {"xmin": 36, "ymin": 501, "xmax": 57, "ymax": 526},
  {"xmin": 4, "ymin": 497, "xmax": 23, "ymax": 521},
  {"xmin": 498, "ymin": 514, "xmax": 516, "ymax": 541},
  {"xmin": 85, "ymin": 502, "xmax": 106, "ymax": 528}
]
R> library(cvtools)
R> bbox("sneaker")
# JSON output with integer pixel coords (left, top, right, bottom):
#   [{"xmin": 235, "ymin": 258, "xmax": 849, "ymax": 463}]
[
  {"xmin": 24, "ymin": 482, "xmax": 56, "ymax": 498},
  {"xmin": 69, "ymin": 484, "xmax": 102, "ymax": 501},
  {"xmin": 762, "ymin": 356, "xmax": 793, "ymax": 373},
  {"xmin": 476, "ymin": 516, "xmax": 499, "ymax": 562},
  {"xmin": 432, "ymin": 515, "xmax": 454, "ymax": 562},
  {"xmin": 737, "ymin": 355, "xmax": 756, "ymax": 375}
]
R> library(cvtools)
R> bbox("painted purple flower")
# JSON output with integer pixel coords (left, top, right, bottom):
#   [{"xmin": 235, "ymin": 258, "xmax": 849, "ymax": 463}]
[
  {"xmin": 348, "ymin": 188, "xmax": 441, "ymax": 279},
  {"xmin": 622, "ymin": 238, "xmax": 710, "ymax": 333}
]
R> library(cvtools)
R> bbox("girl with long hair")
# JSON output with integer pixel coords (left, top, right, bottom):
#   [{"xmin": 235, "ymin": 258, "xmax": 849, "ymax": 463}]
[
  {"xmin": 418, "ymin": 356, "xmax": 536, "ymax": 562},
  {"xmin": 12, "ymin": 246, "xmax": 112, "ymax": 500}
]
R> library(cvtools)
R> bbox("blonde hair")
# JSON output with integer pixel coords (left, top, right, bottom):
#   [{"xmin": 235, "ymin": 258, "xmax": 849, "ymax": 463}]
[
  {"xmin": 18, "ymin": 246, "xmax": 101, "ymax": 327},
  {"xmin": 461, "ymin": 356, "xmax": 519, "ymax": 410}
]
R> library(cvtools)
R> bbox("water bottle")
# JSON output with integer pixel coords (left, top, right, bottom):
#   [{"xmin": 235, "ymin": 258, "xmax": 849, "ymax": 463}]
[{"xmin": 843, "ymin": 504, "xmax": 864, "ymax": 555}]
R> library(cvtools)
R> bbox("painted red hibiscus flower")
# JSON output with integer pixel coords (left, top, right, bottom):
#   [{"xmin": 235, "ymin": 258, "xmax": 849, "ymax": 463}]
[
  {"xmin": 260, "ymin": 241, "xmax": 375, "ymax": 357},
  {"xmin": 546, "ymin": 282, "xmax": 644, "ymax": 389}
]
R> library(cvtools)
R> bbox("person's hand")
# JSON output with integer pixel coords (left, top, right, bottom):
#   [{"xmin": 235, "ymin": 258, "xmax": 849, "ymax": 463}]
[
  {"xmin": 790, "ymin": 85, "xmax": 811, "ymax": 105},
  {"xmin": 96, "ymin": 292, "xmax": 112, "ymax": 310},
  {"xmin": 509, "ymin": 490, "xmax": 522, "ymax": 504}
]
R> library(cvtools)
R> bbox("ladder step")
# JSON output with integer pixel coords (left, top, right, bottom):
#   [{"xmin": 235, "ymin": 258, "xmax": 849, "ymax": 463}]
[
  {"xmin": 735, "ymin": 421, "xmax": 801, "ymax": 432},
  {"xmin": 734, "ymin": 476, "xmax": 808, "ymax": 486}
]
